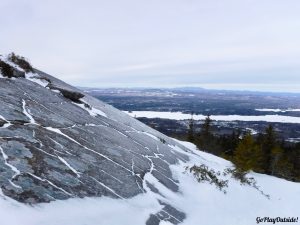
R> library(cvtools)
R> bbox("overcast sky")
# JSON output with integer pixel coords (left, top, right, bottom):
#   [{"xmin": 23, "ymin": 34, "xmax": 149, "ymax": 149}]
[{"xmin": 1, "ymin": 0, "xmax": 300, "ymax": 92}]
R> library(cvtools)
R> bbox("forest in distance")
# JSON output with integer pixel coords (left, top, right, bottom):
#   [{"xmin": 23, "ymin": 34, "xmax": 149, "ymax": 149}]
[{"xmin": 185, "ymin": 115, "xmax": 300, "ymax": 182}]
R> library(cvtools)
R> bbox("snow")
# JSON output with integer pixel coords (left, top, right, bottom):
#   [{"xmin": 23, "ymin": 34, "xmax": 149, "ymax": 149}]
[
  {"xmin": 0, "ymin": 55, "xmax": 25, "ymax": 72},
  {"xmin": 125, "ymin": 111, "xmax": 300, "ymax": 124},
  {"xmin": 287, "ymin": 138, "xmax": 300, "ymax": 143},
  {"xmin": 44, "ymin": 126, "xmax": 132, "ymax": 175},
  {"xmin": 57, "ymin": 156, "xmax": 81, "ymax": 178},
  {"xmin": 3, "ymin": 52, "xmax": 299, "ymax": 224},
  {"xmin": 0, "ymin": 146, "xmax": 22, "ymax": 189},
  {"xmin": 0, "ymin": 54, "xmax": 50, "ymax": 88},
  {"xmin": 22, "ymin": 99, "xmax": 36, "ymax": 124},
  {"xmin": 27, "ymin": 172, "xmax": 72, "ymax": 196},
  {"xmin": 0, "ymin": 115, "xmax": 12, "ymax": 128},
  {"xmin": 0, "ymin": 192, "xmax": 162, "ymax": 225},
  {"xmin": 256, "ymin": 108, "xmax": 300, "ymax": 112},
  {"xmin": 25, "ymin": 73, "xmax": 50, "ymax": 87},
  {"xmin": 73, "ymin": 101, "xmax": 107, "ymax": 118},
  {"xmin": 143, "ymin": 132, "xmax": 160, "ymax": 141},
  {"xmin": 0, "ymin": 138, "xmax": 299, "ymax": 225},
  {"xmin": 91, "ymin": 177, "xmax": 124, "ymax": 199},
  {"xmin": 168, "ymin": 140, "xmax": 300, "ymax": 225},
  {"xmin": 90, "ymin": 106, "xmax": 107, "ymax": 117},
  {"xmin": 246, "ymin": 127, "xmax": 258, "ymax": 135}
]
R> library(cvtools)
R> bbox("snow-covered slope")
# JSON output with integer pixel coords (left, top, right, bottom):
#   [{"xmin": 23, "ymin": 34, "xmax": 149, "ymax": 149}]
[
  {"xmin": 0, "ymin": 140, "xmax": 299, "ymax": 225},
  {"xmin": 0, "ymin": 54, "xmax": 299, "ymax": 225}
]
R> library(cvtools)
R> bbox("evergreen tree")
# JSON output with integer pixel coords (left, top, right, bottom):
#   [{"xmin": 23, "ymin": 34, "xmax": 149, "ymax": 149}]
[
  {"xmin": 220, "ymin": 130, "xmax": 241, "ymax": 159},
  {"xmin": 197, "ymin": 115, "xmax": 217, "ymax": 153},
  {"xmin": 261, "ymin": 125, "xmax": 277, "ymax": 174},
  {"xmin": 273, "ymin": 151, "xmax": 293, "ymax": 179},
  {"xmin": 290, "ymin": 146, "xmax": 300, "ymax": 181},
  {"xmin": 270, "ymin": 145, "xmax": 283, "ymax": 175},
  {"xmin": 233, "ymin": 134, "xmax": 263, "ymax": 172},
  {"xmin": 187, "ymin": 114, "xmax": 195, "ymax": 142},
  {"xmin": 201, "ymin": 114, "xmax": 212, "ymax": 137}
]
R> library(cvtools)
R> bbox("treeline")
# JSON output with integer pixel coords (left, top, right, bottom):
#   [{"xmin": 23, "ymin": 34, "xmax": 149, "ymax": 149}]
[{"xmin": 187, "ymin": 116, "xmax": 300, "ymax": 182}]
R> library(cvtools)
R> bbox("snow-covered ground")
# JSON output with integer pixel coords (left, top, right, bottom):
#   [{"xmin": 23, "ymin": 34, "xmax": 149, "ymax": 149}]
[
  {"xmin": 125, "ymin": 111, "xmax": 300, "ymax": 124},
  {"xmin": 0, "ymin": 139, "xmax": 299, "ymax": 225}
]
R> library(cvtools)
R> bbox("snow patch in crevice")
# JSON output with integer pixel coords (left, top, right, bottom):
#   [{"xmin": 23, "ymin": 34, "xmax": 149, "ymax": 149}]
[
  {"xmin": 0, "ymin": 147, "xmax": 22, "ymax": 189},
  {"xmin": 50, "ymin": 89, "xmax": 61, "ymax": 93},
  {"xmin": 73, "ymin": 101, "xmax": 107, "ymax": 118},
  {"xmin": 22, "ymin": 99, "xmax": 36, "ymax": 124},
  {"xmin": 25, "ymin": 73, "xmax": 50, "ymax": 87},
  {"xmin": 99, "ymin": 169, "xmax": 124, "ymax": 184},
  {"xmin": 0, "ymin": 115, "xmax": 12, "ymax": 129},
  {"xmin": 143, "ymin": 132, "xmax": 160, "ymax": 142},
  {"xmin": 57, "ymin": 156, "xmax": 81, "ymax": 178},
  {"xmin": 27, "ymin": 172, "xmax": 72, "ymax": 196},
  {"xmin": 91, "ymin": 177, "xmax": 124, "ymax": 199}
]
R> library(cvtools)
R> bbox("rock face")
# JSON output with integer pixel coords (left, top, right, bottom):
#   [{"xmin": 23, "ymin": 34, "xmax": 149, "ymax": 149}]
[{"xmin": 0, "ymin": 55, "xmax": 191, "ymax": 224}]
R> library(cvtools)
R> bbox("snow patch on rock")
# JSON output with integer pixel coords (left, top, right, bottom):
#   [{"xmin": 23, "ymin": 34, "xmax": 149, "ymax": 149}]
[{"xmin": 73, "ymin": 101, "xmax": 107, "ymax": 118}]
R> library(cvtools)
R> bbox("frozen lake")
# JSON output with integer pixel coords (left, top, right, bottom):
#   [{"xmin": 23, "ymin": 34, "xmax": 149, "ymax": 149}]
[
  {"xmin": 125, "ymin": 111, "xmax": 300, "ymax": 124},
  {"xmin": 255, "ymin": 108, "xmax": 300, "ymax": 112}
]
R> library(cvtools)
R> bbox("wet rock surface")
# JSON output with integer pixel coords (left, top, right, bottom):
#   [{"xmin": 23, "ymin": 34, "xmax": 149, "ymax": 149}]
[{"xmin": 0, "ymin": 61, "xmax": 192, "ymax": 224}]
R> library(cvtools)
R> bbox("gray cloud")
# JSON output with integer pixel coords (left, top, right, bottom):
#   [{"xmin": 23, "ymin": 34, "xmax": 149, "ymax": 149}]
[{"xmin": 1, "ymin": 0, "xmax": 300, "ymax": 92}]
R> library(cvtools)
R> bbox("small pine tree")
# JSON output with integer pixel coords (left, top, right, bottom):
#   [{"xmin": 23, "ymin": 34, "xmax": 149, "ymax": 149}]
[
  {"xmin": 233, "ymin": 134, "xmax": 263, "ymax": 172},
  {"xmin": 197, "ymin": 115, "xmax": 213, "ymax": 151},
  {"xmin": 202, "ymin": 114, "xmax": 212, "ymax": 137},
  {"xmin": 196, "ymin": 115, "xmax": 222, "ymax": 154},
  {"xmin": 187, "ymin": 114, "xmax": 195, "ymax": 142}
]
